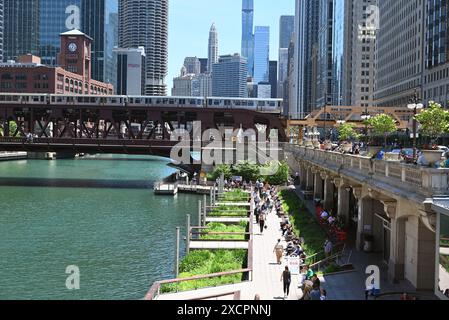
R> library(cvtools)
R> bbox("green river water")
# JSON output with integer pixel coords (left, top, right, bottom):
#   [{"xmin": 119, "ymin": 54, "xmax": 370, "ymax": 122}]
[{"xmin": 0, "ymin": 155, "xmax": 199, "ymax": 300}]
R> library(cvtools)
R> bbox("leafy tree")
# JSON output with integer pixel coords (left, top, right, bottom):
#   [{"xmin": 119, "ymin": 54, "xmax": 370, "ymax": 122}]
[
  {"xmin": 0, "ymin": 121, "xmax": 18, "ymax": 137},
  {"xmin": 263, "ymin": 161, "xmax": 290, "ymax": 185},
  {"xmin": 210, "ymin": 164, "xmax": 233, "ymax": 181},
  {"xmin": 367, "ymin": 114, "xmax": 398, "ymax": 149},
  {"xmin": 338, "ymin": 123, "xmax": 361, "ymax": 142},
  {"xmin": 415, "ymin": 101, "xmax": 449, "ymax": 145},
  {"xmin": 232, "ymin": 161, "xmax": 260, "ymax": 182}
]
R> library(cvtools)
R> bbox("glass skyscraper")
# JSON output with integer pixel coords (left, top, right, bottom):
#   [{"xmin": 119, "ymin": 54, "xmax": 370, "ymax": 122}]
[
  {"xmin": 82, "ymin": 0, "xmax": 118, "ymax": 86},
  {"xmin": 253, "ymin": 26, "xmax": 270, "ymax": 83},
  {"xmin": 3, "ymin": 0, "xmax": 40, "ymax": 62},
  {"xmin": 39, "ymin": 0, "xmax": 81, "ymax": 66},
  {"xmin": 332, "ymin": 0, "xmax": 346, "ymax": 106},
  {"xmin": 212, "ymin": 54, "xmax": 248, "ymax": 98},
  {"xmin": 279, "ymin": 16, "xmax": 294, "ymax": 49},
  {"xmin": 241, "ymin": 0, "xmax": 254, "ymax": 78}
]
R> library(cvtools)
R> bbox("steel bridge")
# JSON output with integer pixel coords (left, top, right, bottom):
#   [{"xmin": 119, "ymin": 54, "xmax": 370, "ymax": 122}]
[{"xmin": 0, "ymin": 95, "xmax": 287, "ymax": 157}]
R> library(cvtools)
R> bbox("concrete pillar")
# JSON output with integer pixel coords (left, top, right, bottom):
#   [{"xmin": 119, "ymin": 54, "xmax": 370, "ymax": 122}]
[
  {"xmin": 313, "ymin": 172, "xmax": 323, "ymax": 200},
  {"xmin": 323, "ymin": 176, "xmax": 335, "ymax": 211},
  {"xmin": 389, "ymin": 216, "xmax": 406, "ymax": 282},
  {"xmin": 416, "ymin": 217, "xmax": 436, "ymax": 290},
  {"xmin": 306, "ymin": 167, "xmax": 314, "ymax": 191},
  {"xmin": 300, "ymin": 164, "xmax": 307, "ymax": 190},
  {"xmin": 356, "ymin": 198, "xmax": 373, "ymax": 251},
  {"xmin": 337, "ymin": 183, "xmax": 350, "ymax": 222}
]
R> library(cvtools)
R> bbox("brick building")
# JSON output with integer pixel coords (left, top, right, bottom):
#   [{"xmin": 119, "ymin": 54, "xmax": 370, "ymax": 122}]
[{"xmin": 0, "ymin": 30, "xmax": 113, "ymax": 95}]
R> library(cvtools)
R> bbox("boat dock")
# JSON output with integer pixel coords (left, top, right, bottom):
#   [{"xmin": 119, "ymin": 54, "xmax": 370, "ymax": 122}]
[{"xmin": 0, "ymin": 152, "xmax": 27, "ymax": 161}]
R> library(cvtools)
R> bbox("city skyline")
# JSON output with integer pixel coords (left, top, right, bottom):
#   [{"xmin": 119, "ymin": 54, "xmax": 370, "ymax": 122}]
[{"xmin": 167, "ymin": 0, "xmax": 294, "ymax": 91}]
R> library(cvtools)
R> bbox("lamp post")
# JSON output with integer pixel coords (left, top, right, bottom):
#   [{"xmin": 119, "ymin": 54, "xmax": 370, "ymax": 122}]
[
  {"xmin": 361, "ymin": 108, "xmax": 371, "ymax": 148},
  {"xmin": 407, "ymin": 90, "xmax": 424, "ymax": 161}
]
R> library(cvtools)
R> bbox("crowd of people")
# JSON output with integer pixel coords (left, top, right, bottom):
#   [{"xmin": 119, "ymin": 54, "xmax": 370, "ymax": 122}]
[{"xmin": 248, "ymin": 179, "xmax": 329, "ymax": 300}]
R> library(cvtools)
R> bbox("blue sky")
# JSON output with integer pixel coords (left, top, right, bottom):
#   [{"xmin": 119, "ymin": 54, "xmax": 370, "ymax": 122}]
[{"xmin": 167, "ymin": 0, "xmax": 295, "ymax": 90}]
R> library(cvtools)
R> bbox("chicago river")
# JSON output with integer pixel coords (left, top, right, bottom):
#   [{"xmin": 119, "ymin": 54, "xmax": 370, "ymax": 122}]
[{"xmin": 0, "ymin": 155, "xmax": 200, "ymax": 300}]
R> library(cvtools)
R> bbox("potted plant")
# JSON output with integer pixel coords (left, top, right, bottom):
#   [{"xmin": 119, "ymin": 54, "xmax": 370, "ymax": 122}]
[
  {"xmin": 415, "ymin": 101, "xmax": 449, "ymax": 165},
  {"xmin": 367, "ymin": 114, "xmax": 398, "ymax": 155},
  {"xmin": 338, "ymin": 123, "xmax": 360, "ymax": 153}
]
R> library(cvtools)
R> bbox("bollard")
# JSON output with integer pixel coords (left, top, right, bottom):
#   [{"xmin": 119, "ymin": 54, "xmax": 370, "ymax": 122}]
[
  {"xmin": 174, "ymin": 227, "xmax": 180, "ymax": 278},
  {"xmin": 186, "ymin": 214, "xmax": 191, "ymax": 255},
  {"xmin": 203, "ymin": 195, "xmax": 207, "ymax": 226},
  {"xmin": 198, "ymin": 200, "xmax": 202, "ymax": 227}
]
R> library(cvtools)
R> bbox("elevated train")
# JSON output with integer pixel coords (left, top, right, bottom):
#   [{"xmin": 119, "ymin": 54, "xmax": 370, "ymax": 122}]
[{"xmin": 0, "ymin": 94, "xmax": 283, "ymax": 114}]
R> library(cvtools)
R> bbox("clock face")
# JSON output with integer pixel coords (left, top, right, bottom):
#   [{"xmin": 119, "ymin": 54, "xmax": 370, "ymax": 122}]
[{"xmin": 68, "ymin": 43, "xmax": 77, "ymax": 52}]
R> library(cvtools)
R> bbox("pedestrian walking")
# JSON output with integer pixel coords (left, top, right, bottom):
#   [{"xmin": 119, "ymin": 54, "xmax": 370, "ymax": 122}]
[
  {"xmin": 281, "ymin": 266, "xmax": 291, "ymax": 299},
  {"xmin": 273, "ymin": 239, "xmax": 284, "ymax": 264},
  {"xmin": 259, "ymin": 212, "xmax": 266, "ymax": 234}
]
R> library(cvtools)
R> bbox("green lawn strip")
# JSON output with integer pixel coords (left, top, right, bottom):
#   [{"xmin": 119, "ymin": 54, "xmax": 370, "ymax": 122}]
[
  {"xmin": 161, "ymin": 250, "xmax": 247, "ymax": 293},
  {"xmin": 279, "ymin": 190, "xmax": 328, "ymax": 261},
  {"xmin": 208, "ymin": 205, "xmax": 248, "ymax": 217},
  {"xmin": 200, "ymin": 221, "xmax": 248, "ymax": 240},
  {"xmin": 218, "ymin": 190, "xmax": 250, "ymax": 203}
]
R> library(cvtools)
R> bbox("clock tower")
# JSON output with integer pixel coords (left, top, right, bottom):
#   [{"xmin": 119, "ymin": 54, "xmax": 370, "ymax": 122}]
[{"xmin": 58, "ymin": 29, "xmax": 92, "ymax": 81}]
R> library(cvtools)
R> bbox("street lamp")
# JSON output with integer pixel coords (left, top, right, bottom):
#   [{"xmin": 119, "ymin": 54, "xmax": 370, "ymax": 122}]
[
  {"xmin": 361, "ymin": 111, "xmax": 372, "ymax": 147},
  {"xmin": 407, "ymin": 90, "xmax": 424, "ymax": 161}
]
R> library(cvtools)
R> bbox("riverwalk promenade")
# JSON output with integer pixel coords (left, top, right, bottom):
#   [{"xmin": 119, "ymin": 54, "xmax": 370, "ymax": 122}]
[{"xmin": 154, "ymin": 190, "xmax": 308, "ymax": 301}]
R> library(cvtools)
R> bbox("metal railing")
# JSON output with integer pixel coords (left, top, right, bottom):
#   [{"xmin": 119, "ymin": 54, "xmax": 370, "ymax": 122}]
[
  {"xmin": 144, "ymin": 194, "xmax": 255, "ymax": 300},
  {"xmin": 284, "ymin": 144, "xmax": 449, "ymax": 196}
]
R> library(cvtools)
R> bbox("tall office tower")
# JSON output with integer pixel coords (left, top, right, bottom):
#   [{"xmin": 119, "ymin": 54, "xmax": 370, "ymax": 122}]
[
  {"xmin": 269, "ymin": 61, "xmax": 277, "ymax": 99},
  {"xmin": 39, "ymin": 0, "xmax": 81, "ymax": 66},
  {"xmin": 199, "ymin": 58, "xmax": 208, "ymax": 74},
  {"xmin": 183, "ymin": 57, "xmax": 201, "ymax": 75},
  {"xmin": 291, "ymin": 0, "xmax": 319, "ymax": 119},
  {"xmin": 349, "ymin": 0, "xmax": 377, "ymax": 108},
  {"xmin": 192, "ymin": 73, "xmax": 212, "ymax": 97},
  {"xmin": 375, "ymin": 0, "xmax": 424, "ymax": 107},
  {"xmin": 3, "ymin": 0, "xmax": 40, "ymax": 62},
  {"xmin": 316, "ymin": 0, "xmax": 334, "ymax": 108},
  {"xmin": 423, "ymin": 0, "xmax": 449, "ymax": 106},
  {"xmin": 172, "ymin": 66, "xmax": 195, "ymax": 96},
  {"xmin": 304, "ymin": 0, "xmax": 319, "ymax": 113},
  {"xmin": 0, "ymin": 0, "xmax": 3, "ymax": 62},
  {"xmin": 241, "ymin": 0, "xmax": 254, "ymax": 78},
  {"xmin": 332, "ymin": 0, "xmax": 353, "ymax": 106},
  {"xmin": 278, "ymin": 48, "xmax": 289, "ymax": 99},
  {"xmin": 82, "ymin": 0, "xmax": 118, "ymax": 87},
  {"xmin": 119, "ymin": 0, "xmax": 168, "ymax": 96},
  {"xmin": 279, "ymin": 15, "xmax": 295, "ymax": 49},
  {"xmin": 115, "ymin": 46, "xmax": 146, "ymax": 95},
  {"xmin": 253, "ymin": 26, "xmax": 270, "ymax": 83},
  {"xmin": 208, "ymin": 23, "xmax": 218, "ymax": 74},
  {"xmin": 212, "ymin": 54, "xmax": 248, "ymax": 98},
  {"xmin": 278, "ymin": 15, "xmax": 294, "ymax": 99}
]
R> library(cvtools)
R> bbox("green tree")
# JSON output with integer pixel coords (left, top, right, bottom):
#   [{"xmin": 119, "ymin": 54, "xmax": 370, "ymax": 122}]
[
  {"xmin": 338, "ymin": 123, "xmax": 361, "ymax": 142},
  {"xmin": 263, "ymin": 161, "xmax": 290, "ymax": 185},
  {"xmin": 415, "ymin": 101, "xmax": 449, "ymax": 145},
  {"xmin": 210, "ymin": 164, "xmax": 233, "ymax": 181},
  {"xmin": 0, "ymin": 121, "xmax": 18, "ymax": 137},
  {"xmin": 367, "ymin": 114, "xmax": 398, "ymax": 149},
  {"xmin": 232, "ymin": 161, "xmax": 260, "ymax": 182}
]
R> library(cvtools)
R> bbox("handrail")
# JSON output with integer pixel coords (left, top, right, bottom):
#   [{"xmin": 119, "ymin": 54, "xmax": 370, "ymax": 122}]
[
  {"xmin": 145, "ymin": 269, "xmax": 252, "ymax": 300},
  {"xmin": 145, "ymin": 190, "xmax": 256, "ymax": 301}
]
